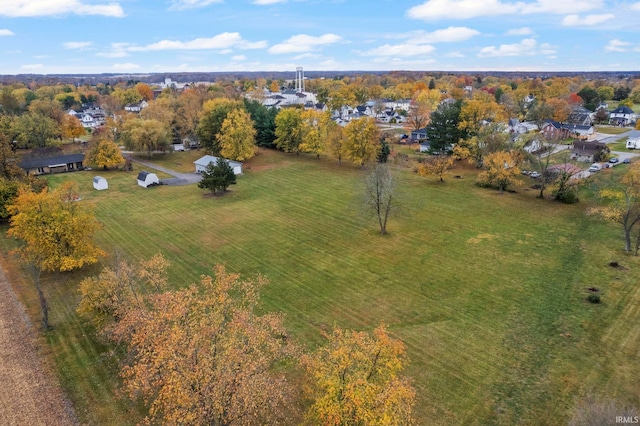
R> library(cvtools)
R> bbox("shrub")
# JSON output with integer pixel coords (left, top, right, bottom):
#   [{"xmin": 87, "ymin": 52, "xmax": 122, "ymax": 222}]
[{"xmin": 587, "ymin": 293, "xmax": 601, "ymax": 304}]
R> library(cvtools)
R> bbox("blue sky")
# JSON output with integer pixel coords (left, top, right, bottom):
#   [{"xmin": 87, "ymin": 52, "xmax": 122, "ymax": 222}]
[{"xmin": 0, "ymin": 0, "xmax": 639, "ymax": 75}]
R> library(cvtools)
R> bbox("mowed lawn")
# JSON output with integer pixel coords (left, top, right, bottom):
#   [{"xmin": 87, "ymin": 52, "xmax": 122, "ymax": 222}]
[{"xmin": 2, "ymin": 149, "xmax": 640, "ymax": 425}]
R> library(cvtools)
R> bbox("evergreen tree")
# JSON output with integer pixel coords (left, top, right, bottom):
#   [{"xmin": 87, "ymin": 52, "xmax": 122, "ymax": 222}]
[
  {"xmin": 426, "ymin": 100, "xmax": 467, "ymax": 154},
  {"xmin": 198, "ymin": 159, "xmax": 237, "ymax": 195}
]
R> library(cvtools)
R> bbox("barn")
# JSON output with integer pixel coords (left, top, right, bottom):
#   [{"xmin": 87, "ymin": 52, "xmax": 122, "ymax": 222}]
[
  {"xmin": 137, "ymin": 171, "xmax": 160, "ymax": 188},
  {"xmin": 194, "ymin": 155, "xmax": 243, "ymax": 175},
  {"xmin": 93, "ymin": 176, "xmax": 108, "ymax": 190}
]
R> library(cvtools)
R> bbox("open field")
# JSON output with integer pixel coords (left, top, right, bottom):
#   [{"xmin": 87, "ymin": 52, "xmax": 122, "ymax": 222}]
[{"xmin": 2, "ymin": 149, "xmax": 640, "ymax": 425}]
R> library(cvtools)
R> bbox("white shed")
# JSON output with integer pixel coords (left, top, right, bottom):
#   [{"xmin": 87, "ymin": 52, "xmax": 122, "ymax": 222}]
[
  {"xmin": 137, "ymin": 171, "xmax": 160, "ymax": 188},
  {"xmin": 93, "ymin": 176, "xmax": 108, "ymax": 190},
  {"xmin": 194, "ymin": 155, "xmax": 243, "ymax": 175}
]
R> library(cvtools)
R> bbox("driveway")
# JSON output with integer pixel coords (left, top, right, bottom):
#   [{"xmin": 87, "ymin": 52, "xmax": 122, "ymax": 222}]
[{"xmin": 130, "ymin": 158, "xmax": 202, "ymax": 186}]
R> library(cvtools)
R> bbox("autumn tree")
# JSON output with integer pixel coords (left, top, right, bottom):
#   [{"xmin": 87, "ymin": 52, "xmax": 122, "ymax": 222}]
[
  {"xmin": 476, "ymin": 150, "xmax": 522, "ymax": 193},
  {"xmin": 458, "ymin": 94, "xmax": 508, "ymax": 136},
  {"xmin": 325, "ymin": 119, "xmax": 345, "ymax": 164},
  {"xmin": 404, "ymin": 89, "xmax": 440, "ymax": 132},
  {"xmin": 8, "ymin": 182, "xmax": 105, "ymax": 327},
  {"xmin": 134, "ymin": 82, "xmax": 153, "ymax": 101},
  {"xmin": 274, "ymin": 107, "xmax": 304, "ymax": 154},
  {"xmin": 417, "ymin": 155, "xmax": 455, "ymax": 182},
  {"xmin": 302, "ymin": 325, "xmax": 415, "ymax": 425},
  {"xmin": 197, "ymin": 98, "xmax": 243, "ymax": 154},
  {"xmin": 61, "ymin": 114, "xmax": 85, "ymax": 141},
  {"xmin": 87, "ymin": 138, "xmax": 125, "ymax": 170},
  {"xmin": 14, "ymin": 113, "xmax": 60, "ymax": 148},
  {"xmin": 344, "ymin": 117, "xmax": 379, "ymax": 167},
  {"xmin": 300, "ymin": 110, "xmax": 326, "ymax": 159},
  {"xmin": 109, "ymin": 264, "xmax": 298, "ymax": 425},
  {"xmin": 593, "ymin": 163, "xmax": 640, "ymax": 252},
  {"xmin": 521, "ymin": 132, "xmax": 554, "ymax": 199},
  {"xmin": 453, "ymin": 123, "xmax": 508, "ymax": 168},
  {"xmin": 121, "ymin": 118, "xmax": 171, "ymax": 157},
  {"xmin": 217, "ymin": 108, "xmax": 256, "ymax": 161}
]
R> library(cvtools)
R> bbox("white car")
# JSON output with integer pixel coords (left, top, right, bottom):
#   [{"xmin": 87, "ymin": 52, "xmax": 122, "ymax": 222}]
[
  {"xmin": 588, "ymin": 163, "xmax": 602, "ymax": 173},
  {"xmin": 529, "ymin": 171, "xmax": 541, "ymax": 178}
]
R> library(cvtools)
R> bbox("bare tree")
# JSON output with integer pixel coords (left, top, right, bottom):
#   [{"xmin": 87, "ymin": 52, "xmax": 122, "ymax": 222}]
[{"xmin": 365, "ymin": 164, "xmax": 397, "ymax": 235}]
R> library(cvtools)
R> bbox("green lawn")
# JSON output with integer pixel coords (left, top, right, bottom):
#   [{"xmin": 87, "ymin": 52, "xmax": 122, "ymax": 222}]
[
  {"xmin": 596, "ymin": 126, "xmax": 632, "ymax": 135},
  {"xmin": 2, "ymin": 150, "xmax": 640, "ymax": 425}
]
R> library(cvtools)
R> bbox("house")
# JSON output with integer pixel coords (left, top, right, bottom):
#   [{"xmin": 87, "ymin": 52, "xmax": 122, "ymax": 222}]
[
  {"xmin": 410, "ymin": 127, "xmax": 428, "ymax": 141},
  {"xmin": 124, "ymin": 101, "xmax": 148, "ymax": 113},
  {"xmin": 570, "ymin": 140, "xmax": 609, "ymax": 163},
  {"xmin": 567, "ymin": 106, "xmax": 594, "ymax": 126},
  {"xmin": 194, "ymin": 155, "xmax": 243, "ymax": 175},
  {"xmin": 564, "ymin": 123, "xmax": 595, "ymax": 140},
  {"xmin": 20, "ymin": 153, "xmax": 85, "ymax": 175},
  {"xmin": 137, "ymin": 171, "xmax": 160, "ymax": 188},
  {"xmin": 93, "ymin": 176, "xmax": 108, "ymax": 190},
  {"xmin": 609, "ymin": 105, "xmax": 635, "ymax": 126}
]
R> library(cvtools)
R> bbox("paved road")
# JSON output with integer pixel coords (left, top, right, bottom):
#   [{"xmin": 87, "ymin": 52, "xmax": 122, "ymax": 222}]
[{"xmin": 131, "ymin": 158, "xmax": 202, "ymax": 186}]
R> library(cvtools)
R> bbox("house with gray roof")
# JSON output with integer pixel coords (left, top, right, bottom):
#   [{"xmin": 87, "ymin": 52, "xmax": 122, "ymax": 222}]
[{"xmin": 20, "ymin": 153, "xmax": 85, "ymax": 175}]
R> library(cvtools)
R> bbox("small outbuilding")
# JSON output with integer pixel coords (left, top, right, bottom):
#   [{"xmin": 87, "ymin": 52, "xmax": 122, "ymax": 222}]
[
  {"xmin": 93, "ymin": 176, "xmax": 108, "ymax": 190},
  {"xmin": 194, "ymin": 155, "xmax": 243, "ymax": 175},
  {"xmin": 137, "ymin": 171, "xmax": 160, "ymax": 188}
]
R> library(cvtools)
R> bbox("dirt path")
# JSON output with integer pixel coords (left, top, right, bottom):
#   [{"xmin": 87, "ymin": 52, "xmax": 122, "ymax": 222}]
[{"xmin": 0, "ymin": 265, "xmax": 77, "ymax": 426}]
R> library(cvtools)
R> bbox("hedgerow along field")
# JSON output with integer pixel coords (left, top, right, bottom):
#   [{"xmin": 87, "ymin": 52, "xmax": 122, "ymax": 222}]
[{"xmin": 1, "ymin": 148, "xmax": 640, "ymax": 425}]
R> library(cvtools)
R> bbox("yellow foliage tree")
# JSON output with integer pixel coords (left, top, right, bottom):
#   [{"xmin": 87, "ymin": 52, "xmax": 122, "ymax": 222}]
[
  {"xmin": 86, "ymin": 138, "xmax": 125, "ymax": 170},
  {"xmin": 594, "ymin": 163, "xmax": 640, "ymax": 252},
  {"xmin": 476, "ymin": 151, "xmax": 522, "ymax": 193},
  {"xmin": 61, "ymin": 114, "xmax": 85, "ymax": 141},
  {"xmin": 8, "ymin": 182, "xmax": 105, "ymax": 327},
  {"xmin": 458, "ymin": 97, "xmax": 508, "ymax": 135},
  {"xmin": 302, "ymin": 325, "xmax": 415, "ymax": 425},
  {"xmin": 217, "ymin": 108, "xmax": 256, "ymax": 161},
  {"xmin": 109, "ymin": 264, "xmax": 299, "ymax": 425},
  {"xmin": 343, "ymin": 117, "xmax": 379, "ymax": 167},
  {"xmin": 300, "ymin": 110, "xmax": 326, "ymax": 159},
  {"xmin": 274, "ymin": 107, "xmax": 304, "ymax": 153},
  {"xmin": 417, "ymin": 155, "xmax": 455, "ymax": 182}
]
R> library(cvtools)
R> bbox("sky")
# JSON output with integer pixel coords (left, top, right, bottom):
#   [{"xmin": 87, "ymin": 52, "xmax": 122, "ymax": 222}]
[{"xmin": 0, "ymin": 0, "xmax": 639, "ymax": 75}]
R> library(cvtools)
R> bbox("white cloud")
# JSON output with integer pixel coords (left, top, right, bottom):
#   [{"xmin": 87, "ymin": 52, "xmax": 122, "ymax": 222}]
[
  {"xmin": 478, "ymin": 38, "xmax": 539, "ymax": 57},
  {"xmin": 97, "ymin": 42, "xmax": 131, "ymax": 58},
  {"xmin": 22, "ymin": 63, "xmax": 44, "ymax": 70},
  {"xmin": 410, "ymin": 27, "xmax": 480, "ymax": 43},
  {"xmin": 63, "ymin": 41, "xmax": 92, "ymax": 50},
  {"xmin": 446, "ymin": 51, "xmax": 465, "ymax": 58},
  {"xmin": 112, "ymin": 62, "xmax": 140, "ymax": 71},
  {"xmin": 506, "ymin": 27, "xmax": 533, "ymax": 36},
  {"xmin": 0, "ymin": 0, "xmax": 124, "ymax": 17},
  {"xmin": 632, "ymin": 2, "xmax": 640, "ymax": 10},
  {"xmin": 231, "ymin": 55, "xmax": 246, "ymax": 61},
  {"xmin": 268, "ymin": 34, "xmax": 342, "ymax": 54},
  {"xmin": 605, "ymin": 39, "xmax": 631, "ymax": 52},
  {"xmin": 407, "ymin": 0, "xmax": 603, "ymax": 20},
  {"xmin": 128, "ymin": 33, "xmax": 267, "ymax": 52},
  {"xmin": 169, "ymin": 0, "xmax": 222, "ymax": 10},
  {"xmin": 0, "ymin": 29, "xmax": 15, "ymax": 36},
  {"xmin": 362, "ymin": 43, "xmax": 436, "ymax": 57},
  {"xmin": 253, "ymin": 0, "xmax": 287, "ymax": 4},
  {"xmin": 562, "ymin": 13, "xmax": 614, "ymax": 26}
]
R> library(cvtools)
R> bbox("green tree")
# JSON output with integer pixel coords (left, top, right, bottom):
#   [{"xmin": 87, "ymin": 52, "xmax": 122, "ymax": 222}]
[
  {"xmin": 344, "ymin": 117, "xmax": 379, "ymax": 167},
  {"xmin": 121, "ymin": 118, "xmax": 171, "ymax": 158},
  {"xmin": 15, "ymin": 113, "xmax": 60, "ymax": 148},
  {"xmin": 197, "ymin": 159, "xmax": 237, "ymax": 194},
  {"xmin": 426, "ymin": 100, "xmax": 467, "ymax": 154},
  {"xmin": 302, "ymin": 325, "xmax": 415, "ymax": 425},
  {"xmin": 274, "ymin": 107, "xmax": 304, "ymax": 154},
  {"xmin": 217, "ymin": 109, "xmax": 256, "ymax": 161},
  {"xmin": 577, "ymin": 87, "xmax": 600, "ymax": 111},
  {"xmin": 243, "ymin": 98, "xmax": 277, "ymax": 148},
  {"xmin": 197, "ymin": 98, "xmax": 243, "ymax": 155}
]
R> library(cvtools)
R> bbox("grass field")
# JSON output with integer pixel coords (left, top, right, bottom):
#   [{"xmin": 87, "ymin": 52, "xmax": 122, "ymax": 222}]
[{"xmin": 2, "ymin": 149, "xmax": 640, "ymax": 425}]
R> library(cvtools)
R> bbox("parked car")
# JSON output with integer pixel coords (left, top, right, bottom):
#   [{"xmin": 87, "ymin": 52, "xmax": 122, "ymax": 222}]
[
  {"xmin": 588, "ymin": 163, "xmax": 602, "ymax": 173},
  {"xmin": 529, "ymin": 171, "xmax": 541, "ymax": 178},
  {"xmin": 623, "ymin": 157, "xmax": 632, "ymax": 164},
  {"xmin": 609, "ymin": 157, "xmax": 619, "ymax": 164}
]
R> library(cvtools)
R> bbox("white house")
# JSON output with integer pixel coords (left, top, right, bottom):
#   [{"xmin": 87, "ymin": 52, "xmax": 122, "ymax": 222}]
[
  {"xmin": 194, "ymin": 155, "xmax": 243, "ymax": 175},
  {"xmin": 137, "ymin": 171, "xmax": 160, "ymax": 187},
  {"xmin": 93, "ymin": 176, "xmax": 108, "ymax": 190}
]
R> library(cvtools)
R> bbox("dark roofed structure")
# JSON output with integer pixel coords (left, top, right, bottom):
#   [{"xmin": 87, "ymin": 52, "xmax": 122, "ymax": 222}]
[{"xmin": 20, "ymin": 153, "xmax": 84, "ymax": 175}]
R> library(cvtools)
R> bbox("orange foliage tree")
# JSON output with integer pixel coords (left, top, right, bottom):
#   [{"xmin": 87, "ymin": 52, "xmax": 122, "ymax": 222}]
[{"xmin": 107, "ymin": 264, "xmax": 299, "ymax": 425}]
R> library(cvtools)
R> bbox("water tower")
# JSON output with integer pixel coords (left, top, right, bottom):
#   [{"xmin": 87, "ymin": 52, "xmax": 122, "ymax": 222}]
[{"xmin": 295, "ymin": 67, "xmax": 304, "ymax": 93}]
